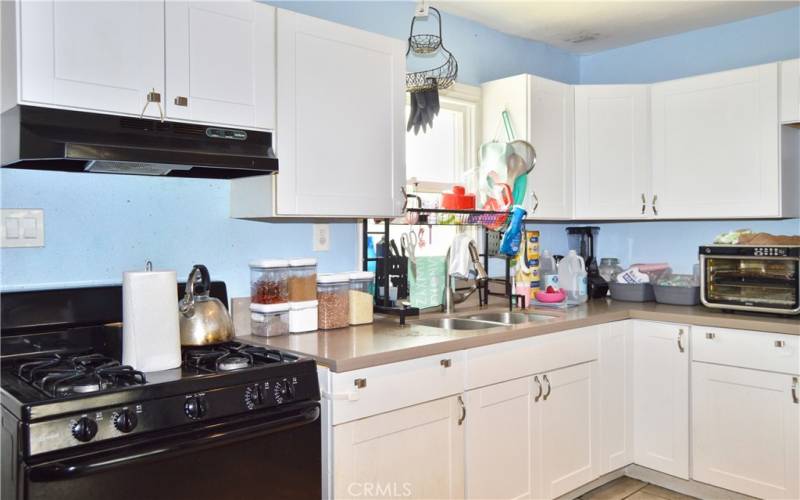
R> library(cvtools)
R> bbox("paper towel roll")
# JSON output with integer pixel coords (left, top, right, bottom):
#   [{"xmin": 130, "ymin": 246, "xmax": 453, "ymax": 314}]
[{"xmin": 122, "ymin": 269, "xmax": 181, "ymax": 372}]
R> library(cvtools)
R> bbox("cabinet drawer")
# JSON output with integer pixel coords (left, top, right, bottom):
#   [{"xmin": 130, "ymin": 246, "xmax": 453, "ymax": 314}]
[
  {"xmin": 691, "ymin": 327, "xmax": 800, "ymax": 374},
  {"xmin": 327, "ymin": 351, "xmax": 465, "ymax": 425},
  {"xmin": 465, "ymin": 326, "xmax": 599, "ymax": 390}
]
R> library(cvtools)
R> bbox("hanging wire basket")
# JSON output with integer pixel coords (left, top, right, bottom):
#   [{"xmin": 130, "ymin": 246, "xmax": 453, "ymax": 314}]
[{"xmin": 405, "ymin": 7, "xmax": 458, "ymax": 92}]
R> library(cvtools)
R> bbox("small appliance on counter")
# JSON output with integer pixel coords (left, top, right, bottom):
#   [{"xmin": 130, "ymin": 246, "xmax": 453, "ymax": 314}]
[
  {"xmin": 566, "ymin": 226, "xmax": 609, "ymax": 298},
  {"xmin": 179, "ymin": 264, "xmax": 235, "ymax": 345},
  {"xmin": 699, "ymin": 244, "xmax": 799, "ymax": 315}
]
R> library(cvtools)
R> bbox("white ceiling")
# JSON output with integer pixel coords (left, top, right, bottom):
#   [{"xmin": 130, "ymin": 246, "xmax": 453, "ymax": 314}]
[{"xmin": 436, "ymin": 1, "xmax": 798, "ymax": 54}]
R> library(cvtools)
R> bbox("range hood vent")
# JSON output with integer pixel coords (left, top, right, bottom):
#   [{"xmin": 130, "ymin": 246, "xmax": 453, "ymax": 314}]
[{"xmin": 1, "ymin": 106, "xmax": 278, "ymax": 179}]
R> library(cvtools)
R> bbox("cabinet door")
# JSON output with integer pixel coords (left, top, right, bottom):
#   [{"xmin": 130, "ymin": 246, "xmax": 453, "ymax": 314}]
[
  {"xmin": 651, "ymin": 64, "xmax": 780, "ymax": 218},
  {"xmin": 692, "ymin": 363, "xmax": 799, "ymax": 500},
  {"xmin": 574, "ymin": 85, "xmax": 650, "ymax": 219},
  {"xmin": 332, "ymin": 396, "xmax": 464, "ymax": 499},
  {"xmin": 781, "ymin": 59, "xmax": 800, "ymax": 123},
  {"xmin": 633, "ymin": 321, "xmax": 689, "ymax": 479},
  {"xmin": 464, "ymin": 377, "xmax": 534, "ymax": 499},
  {"xmin": 598, "ymin": 321, "xmax": 634, "ymax": 473},
  {"xmin": 18, "ymin": 0, "xmax": 164, "ymax": 117},
  {"xmin": 276, "ymin": 9, "xmax": 405, "ymax": 217},
  {"xmin": 165, "ymin": 1, "xmax": 275, "ymax": 129},
  {"xmin": 527, "ymin": 76, "xmax": 574, "ymax": 219},
  {"xmin": 534, "ymin": 362, "xmax": 600, "ymax": 500}
]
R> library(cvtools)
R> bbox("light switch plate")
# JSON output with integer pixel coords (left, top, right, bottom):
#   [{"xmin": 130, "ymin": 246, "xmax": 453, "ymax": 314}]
[
  {"xmin": 313, "ymin": 224, "xmax": 330, "ymax": 252},
  {"xmin": 1, "ymin": 209, "xmax": 44, "ymax": 248}
]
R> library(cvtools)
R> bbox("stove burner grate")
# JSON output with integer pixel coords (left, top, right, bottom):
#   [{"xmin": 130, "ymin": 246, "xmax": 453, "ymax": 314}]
[
  {"xmin": 182, "ymin": 343, "xmax": 294, "ymax": 373},
  {"xmin": 16, "ymin": 353, "xmax": 146, "ymax": 398}
]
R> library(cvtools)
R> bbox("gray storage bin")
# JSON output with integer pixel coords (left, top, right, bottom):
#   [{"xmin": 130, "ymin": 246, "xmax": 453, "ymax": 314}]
[
  {"xmin": 609, "ymin": 282, "xmax": 655, "ymax": 302},
  {"xmin": 653, "ymin": 284, "xmax": 700, "ymax": 306}
]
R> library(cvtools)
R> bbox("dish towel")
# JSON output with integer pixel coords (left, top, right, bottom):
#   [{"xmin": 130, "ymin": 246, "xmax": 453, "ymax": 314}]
[{"xmin": 449, "ymin": 233, "xmax": 473, "ymax": 279}]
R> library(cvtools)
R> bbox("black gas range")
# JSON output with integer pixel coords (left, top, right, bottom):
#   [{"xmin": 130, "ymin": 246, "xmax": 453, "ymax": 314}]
[{"xmin": 1, "ymin": 285, "xmax": 321, "ymax": 500}]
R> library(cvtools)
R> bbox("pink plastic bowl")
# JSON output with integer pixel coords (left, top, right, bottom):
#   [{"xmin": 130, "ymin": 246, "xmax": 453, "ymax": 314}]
[{"xmin": 535, "ymin": 289, "xmax": 566, "ymax": 303}]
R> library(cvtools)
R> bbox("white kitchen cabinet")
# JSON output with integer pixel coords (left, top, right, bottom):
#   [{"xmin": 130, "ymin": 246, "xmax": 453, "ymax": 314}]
[
  {"xmin": 332, "ymin": 395, "xmax": 464, "ymax": 499},
  {"xmin": 165, "ymin": 1, "xmax": 275, "ymax": 129},
  {"xmin": 16, "ymin": 0, "xmax": 165, "ymax": 118},
  {"xmin": 692, "ymin": 363, "xmax": 799, "ymax": 500},
  {"xmin": 481, "ymin": 74, "xmax": 574, "ymax": 219},
  {"xmin": 633, "ymin": 321, "xmax": 690, "ymax": 479},
  {"xmin": 574, "ymin": 85, "xmax": 651, "ymax": 219},
  {"xmin": 598, "ymin": 321, "xmax": 634, "ymax": 474},
  {"xmin": 272, "ymin": 9, "xmax": 405, "ymax": 217},
  {"xmin": 781, "ymin": 59, "xmax": 800, "ymax": 123},
  {"xmin": 464, "ymin": 377, "xmax": 534, "ymax": 499},
  {"xmin": 651, "ymin": 64, "xmax": 782, "ymax": 218}
]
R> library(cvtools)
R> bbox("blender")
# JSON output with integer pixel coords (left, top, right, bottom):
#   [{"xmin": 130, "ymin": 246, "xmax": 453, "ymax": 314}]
[{"xmin": 565, "ymin": 226, "xmax": 609, "ymax": 298}]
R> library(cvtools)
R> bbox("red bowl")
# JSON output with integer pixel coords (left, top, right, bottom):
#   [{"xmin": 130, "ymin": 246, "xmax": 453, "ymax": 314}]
[{"xmin": 534, "ymin": 289, "xmax": 566, "ymax": 303}]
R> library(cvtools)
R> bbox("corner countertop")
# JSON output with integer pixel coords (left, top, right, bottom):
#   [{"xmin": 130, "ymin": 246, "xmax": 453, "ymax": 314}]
[{"xmin": 240, "ymin": 300, "xmax": 800, "ymax": 373}]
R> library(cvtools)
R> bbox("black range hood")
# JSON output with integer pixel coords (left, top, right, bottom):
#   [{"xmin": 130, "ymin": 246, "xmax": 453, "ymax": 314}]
[{"xmin": 1, "ymin": 105, "xmax": 278, "ymax": 179}]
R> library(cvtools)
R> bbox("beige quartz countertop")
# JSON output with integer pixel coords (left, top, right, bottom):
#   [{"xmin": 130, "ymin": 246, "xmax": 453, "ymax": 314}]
[{"xmin": 240, "ymin": 300, "xmax": 800, "ymax": 372}]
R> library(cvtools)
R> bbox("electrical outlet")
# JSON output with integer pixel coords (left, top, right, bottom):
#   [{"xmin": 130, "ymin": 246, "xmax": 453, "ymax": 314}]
[
  {"xmin": 1, "ymin": 209, "xmax": 44, "ymax": 248},
  {"xmin": 313, "ymin": 224, "xmax": 330, "ymax": 252}
]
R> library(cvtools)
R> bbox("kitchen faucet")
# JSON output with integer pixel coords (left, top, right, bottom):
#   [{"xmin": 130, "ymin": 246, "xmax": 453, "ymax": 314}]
[{"xmin": 443, "ymin": 240, "xmax": 489, "ymax": 314}]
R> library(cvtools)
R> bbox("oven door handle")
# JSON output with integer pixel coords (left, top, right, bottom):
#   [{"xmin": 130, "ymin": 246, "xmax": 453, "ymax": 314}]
[{"xmin": 28, "ymin": 404, "xmax": 319, "ymax": 482}]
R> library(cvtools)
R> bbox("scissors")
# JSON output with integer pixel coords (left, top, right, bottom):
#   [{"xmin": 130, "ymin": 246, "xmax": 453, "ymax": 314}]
[{"xmin": 401, "ymin": 230, "xmax": 418, "ymax": 279}]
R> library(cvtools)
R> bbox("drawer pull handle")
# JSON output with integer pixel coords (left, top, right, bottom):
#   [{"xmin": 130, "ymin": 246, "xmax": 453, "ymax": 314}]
[
  {"xmin": 775, "ymin": 340, "xmax": 786, "ymax": 348},
  {"xmin": 354, "ymin": 378, "xmax": 367, "ymax": 389},
  {"xmin": 677, "ymin": 329, "xmax": 685, "ymax": 353},
  {"xmin": 457, "ymin": 395, "xmax": 466, "ymax": 425},
  {"xmin": 534, "ymin": 375, "xmax": 543, "ymax": 402},
  {"xmin": 705, "ymin": 332, "xmax": 716, "ymax": 340},
  {"xmin": 641, "ymin": 193, "xmax": 646, "ymax": 215},
  {"xmin": 440, "ymin": 359, "xmax": 452, "ymax": 368},
  {"xmin": 793, "ymin": 378, "xmax": 799, "ymax": 405},
  {"xmin": 174, "ymin": 96, "xmax": 188, "ymax": 106},
  {"xmin": 542, "ymin": 374, "xmax": 552, "ymax": 401}
]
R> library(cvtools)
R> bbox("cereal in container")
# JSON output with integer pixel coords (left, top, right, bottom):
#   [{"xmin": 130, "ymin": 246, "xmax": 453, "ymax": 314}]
[
  {"xmin": 317, "ymin": 274, "xmax": 349, "ymax": 330},
  {"xmin": 288, "ymin": 258, "xmax": 317, "ymax": 302},
  {"xmin": 348, "ymin": 271, "xmax": 374, "ymax": 325}
]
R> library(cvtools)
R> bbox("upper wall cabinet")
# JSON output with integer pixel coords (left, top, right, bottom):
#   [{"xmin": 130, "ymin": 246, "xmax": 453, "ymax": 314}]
[
  {"xmin": 164, "ymin": 2, "xmax": 275, "ymax": 129},
  {"xmin": 481, "ymin": 74, "xmax": 574, "ymax": 219},
  {"xmin": 16, "ymin": 0, "xmax": 165, "ymax": 118},
  {"xmin": 11, "ymin": 0, "xmax": 275, "ymax": 129},
  {"xmin": 574, "ymin": 85, "xmax": 651, "ymax": 219},
  {"xmin": 651, "ymin": 64, "xmax": 781, "ymax": 218},
  {"xmin": 781, "ymin": 59, "xmax": 800, "ymax": 123}
]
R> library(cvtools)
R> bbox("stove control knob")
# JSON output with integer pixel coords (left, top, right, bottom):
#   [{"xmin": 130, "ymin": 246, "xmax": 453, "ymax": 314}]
[
  {"xmin": 72, "ymin": 417, "xmax": 98, "ymax": 442},
  {"xmin": 245, "ymin": 384, "xmax": 264, "ymax": 409},
  {"xmin": 184, "ymin": 395, "xmax": 208, "ymax": 420},
  {"xmin": 113, "ymin": 409, "xmax": 138, "ymax": 433}
]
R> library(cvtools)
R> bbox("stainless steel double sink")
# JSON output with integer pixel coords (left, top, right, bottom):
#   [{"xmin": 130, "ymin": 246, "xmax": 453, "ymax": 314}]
[{"xmin": 413, "ymin": 312, "xmax": 556, "ymax": 330}]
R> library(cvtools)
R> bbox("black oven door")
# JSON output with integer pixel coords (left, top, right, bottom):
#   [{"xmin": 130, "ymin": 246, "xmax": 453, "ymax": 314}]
[{"xmin": 22, "ymin": 401, "xmax": 320, "ymax": 500}]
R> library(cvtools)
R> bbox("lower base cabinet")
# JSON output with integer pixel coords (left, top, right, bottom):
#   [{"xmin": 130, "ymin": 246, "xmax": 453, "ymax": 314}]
[
  {"xmin": 332, "ymin": 395, "xmax": 465, "ymax": 499},
  {"xmin": 692, "ymin": 362, "xmax": 800, "ymax": 500}
]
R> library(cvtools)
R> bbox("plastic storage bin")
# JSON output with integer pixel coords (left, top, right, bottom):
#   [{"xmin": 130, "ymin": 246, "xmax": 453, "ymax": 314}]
[
  {"xmin": 317, "ymin": 274, "xmax": 349, "ymax": 330},
  {"xmin": 653, "ymin": 285, "xmax": 700, "ymax": 306},
  {"xmin": 609, "ymin": 282, "xmax": 655, "ymax": 302},
  {"xmin": 349, "ymin": 271, "xmax": 374, "ymax": 325},
  {"xmin": 250, "ymin": 303, "xmax": 289, "ymax": 337},
  {"xmin": 250, "ymin": 260, "xmax": 289, "ymax": 305},
  {"xmin": 289, "ymin": 300, "xmax": 318, "ymax": 333},
  {"xmin": 288, "ymin": 258, "xmax": 317, "ymax": 302}
]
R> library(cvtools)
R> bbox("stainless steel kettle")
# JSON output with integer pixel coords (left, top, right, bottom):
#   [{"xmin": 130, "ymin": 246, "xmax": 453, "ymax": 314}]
[{"xmin": 179, "ymin": 265, "xmax": 234, "ymax": 346}]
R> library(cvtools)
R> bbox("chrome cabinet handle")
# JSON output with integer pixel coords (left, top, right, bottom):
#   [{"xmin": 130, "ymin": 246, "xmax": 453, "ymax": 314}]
[
  {"xmin": 651, "ymin": 194, "xmax": 658, "ymax": 216},
  {"xmin": 793, "ymin": 377, "xmax": 799, "ymax": 404},
  {"xmin": 534, "ymin": 375, "xmax": 543, "ymax": 402},
  {"xmin": 174, "ymin": 96, "xmax": 188, "ymax": 106},
  {"xmin": 542, "ymin": 374, "xmax": 552, "ymax": 401},
  {"xmin": 457, "ymin": 395, "xmax": 466, "ymax": 425},
  {"xmin": 775, "ymin": 340, "xmax": 786, "ymax": 348},
  {"xmin": 531, "ymin": 191, "xmax": 539, "ymax": 214},
  {"xmin": 641, "ymin": 193, "xmax": 646, "ymax": 215},
  {"xmin": 677, "ymin": 329, "xmax": 685, "ymax": 353},
  {"xmin": 440, "ymin": 358, "xmax": 452, "ymax": 368},
  {"xmin": 353, "ymin": 378, "xmax": 367, "ymax": 389},
  {"xmin": 140, "ymin": 88, "xmax": 164, "ymax": 122},
  {"xmin": 705, "ymin": 332, "xmax": 716, "ymax": 340}
]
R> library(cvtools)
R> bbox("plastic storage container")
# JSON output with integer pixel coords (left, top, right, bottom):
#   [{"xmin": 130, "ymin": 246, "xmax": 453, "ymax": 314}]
[
  {"xmin": 250, "ymin": 303, "xmax": 290, "ymax": 337},
  {"xmin": 349, "ymin": 271, "xmax": 374, "ymax": 325},
  {"xmin": 250, "ymin": 260, "xmax": 289, "ymax": 305},
  {"xmin": 317, "ymin": 274, "xmax": 350, "ymax": 330},
  {"xmin": 540, "ymin": 250, "xmax": 558, "ymax": 289},
  {"xmin": 288, "ymin": 258, "xmax": 317, "ymax": 302},
  {"xmin": 598, "ymin": 258, "xmax": 623, "ymax": 283},
  {"xmin": 653, "ymin": 285, "xmax": 700, "ymax": 305},
  {"xmin": 289, "ymin": 300, "xmax": 318, "ymax": 333},
  {"xmin": 609, "ymin": 282, "xmax": 655, "ymax": 302},
  {"xmin": 558, "ymin": 250, "xmax": 588, "ymax": 303}
]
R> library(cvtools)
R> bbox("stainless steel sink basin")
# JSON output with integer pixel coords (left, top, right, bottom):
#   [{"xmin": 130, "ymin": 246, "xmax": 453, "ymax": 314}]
[
  {"xmin": 466, "ymin": 312, "xmax": 556, "ymax": 325},
  {"xmin": 413, "ymin": 318, "xmax": 504, "ymax": 330}
]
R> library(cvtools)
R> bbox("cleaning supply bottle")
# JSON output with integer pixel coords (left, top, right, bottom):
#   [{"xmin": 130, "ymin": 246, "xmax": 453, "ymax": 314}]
[
  {"xmin": 540, "ymin": 250, "xmax": 558, "ymax": 290},
  {"xmin": 558, "ymin": 250, "xmax": 588, "ymax": 303}
]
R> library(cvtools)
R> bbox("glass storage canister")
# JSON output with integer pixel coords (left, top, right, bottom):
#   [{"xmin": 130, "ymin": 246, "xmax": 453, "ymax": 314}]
[
  {"xmin": 250, "ymin": 260, "xmax": 289, "ymax": 305},
  {"xmin": 317, "ymin": 273, "xmax": 350, "ymax": 330},
  {"xmin": 288, "ymin": 258, "xmax": 317, "ymax": 302},
  {"xmin": 348, "ymin": 271, "xmax": 375, "ymax": 325},
  {"xmin": 250, "ymin": 303, "xmax": 290, "ymax": 337},
  {"xmin": 289, "ymin": 300, "xmax": 318, "ymax": 333}
]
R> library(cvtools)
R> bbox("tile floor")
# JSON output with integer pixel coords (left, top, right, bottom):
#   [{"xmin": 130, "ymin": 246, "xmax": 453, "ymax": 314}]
[{"xmin": 579, "ymin": 477, "xmax": 697, "ymax": 500}]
